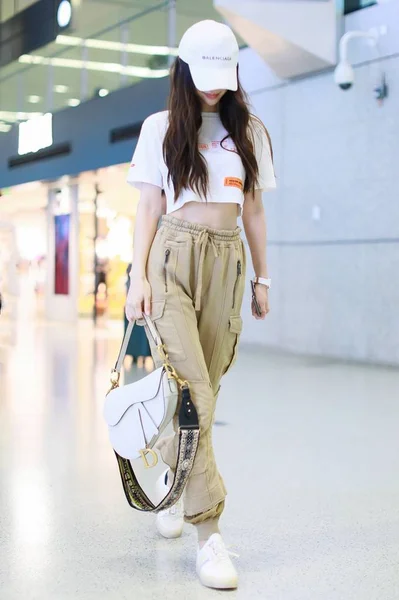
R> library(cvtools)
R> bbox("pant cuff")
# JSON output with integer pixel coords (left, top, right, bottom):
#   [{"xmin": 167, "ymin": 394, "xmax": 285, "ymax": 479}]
[
  {"xmin": 184, "ymin": 500, "xmax": 225, "ymax": 525},
  {"xmin": 184, "ymin": 477, "xmax": 226, "ymax": 520}
]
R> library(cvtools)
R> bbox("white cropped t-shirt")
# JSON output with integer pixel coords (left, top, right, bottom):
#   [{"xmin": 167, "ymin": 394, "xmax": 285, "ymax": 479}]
[{"xmin": 127, "ymin": 110, "xmax": 276, "ymax": 214}]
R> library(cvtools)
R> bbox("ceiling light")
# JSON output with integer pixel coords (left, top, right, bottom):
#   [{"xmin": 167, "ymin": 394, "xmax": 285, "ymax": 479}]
[
  {"xmin": 18, "ymin": 113, "xmax": 53, "ymax": 156},
  {"xmin": 67, "ymin": 98, "xmax": 80, "ymax": 107},
  {"xmin": 0, "ymin": 122, "xmax": 12, "ymax": 133},
  {"xmin": 56, "ymin": 34, "xmax": 179, "ymax": 57},
  {"xmin": 19, "ymin": 54, "xmax": 169, "ymax": 79},
  {"xmin": 57, "ymin": 0, "xmax": 72, "ymax": 28},
  {"xmin": 98, "ymin": 88, "xmax": 109, "ymax": 97},
  {"xmin": 54, "ymin": 84, "xmax": 68, "ymax": 93},
  {"xmin": 0, "ymin": 110, "xmax": 42, "ymax": 122},
  {"xmin": 28, "ymin": 95, "xmax": 41, "ymax": 104}
]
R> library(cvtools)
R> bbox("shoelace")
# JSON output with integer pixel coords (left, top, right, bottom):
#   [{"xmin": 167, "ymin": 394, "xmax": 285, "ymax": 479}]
[
  {"xmin": 209, "ymin": 540, "xmax": 240, "ymax": 560},
  {"xmin": 163, "ymin": 499, "xmax": 183, "ymax": 518}
]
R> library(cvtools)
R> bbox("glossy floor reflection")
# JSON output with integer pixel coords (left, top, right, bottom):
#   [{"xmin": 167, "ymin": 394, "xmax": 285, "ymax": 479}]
[{"xmin": 1, "ymin": 318, "xmax": 399, "ymax": 600}]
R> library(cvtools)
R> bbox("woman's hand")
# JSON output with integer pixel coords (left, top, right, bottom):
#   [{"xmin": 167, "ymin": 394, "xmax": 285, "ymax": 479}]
[
  {"xmin": 252, "ymin": 283, "xmax": 270, "ymax": 320},
  {"xmin": 125, "ymin": 275, "xmax": 152, "ymax": 321},
  {"xmin": 124, "ymin": 183, "xmax": 163, "ymax": 322},
  {"xmin": 242, "ymin": 190, "xmax": 271, "ymax": 322}
]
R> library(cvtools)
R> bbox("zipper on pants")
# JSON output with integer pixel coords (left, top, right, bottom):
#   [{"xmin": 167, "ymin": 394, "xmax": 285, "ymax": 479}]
[
  {"xmin": 164, "ymin": 248, "xmax": 171, "ymax": 292},
  {"xmin": 232, "ymin": 259, "xmax": 242, "ymax": 309}
]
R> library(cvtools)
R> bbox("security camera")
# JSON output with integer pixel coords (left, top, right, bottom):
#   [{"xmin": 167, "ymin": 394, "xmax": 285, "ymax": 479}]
[
  {"xmin": 335, "ymin": 30, "xmax": 378, "ymax": 91},
  {"xmin": 334, "ymin": 61, "xmax": 355, "ymax": 91}
]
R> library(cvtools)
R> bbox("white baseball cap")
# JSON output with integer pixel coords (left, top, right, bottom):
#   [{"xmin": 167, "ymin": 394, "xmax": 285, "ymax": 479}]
[{"xmin": 178, "ymin": 20, "xmax": 239, "ymax": 92}]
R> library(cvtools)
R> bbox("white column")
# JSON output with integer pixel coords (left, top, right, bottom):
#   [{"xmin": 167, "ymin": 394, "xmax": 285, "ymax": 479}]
[
  {"xmin": 120, "ymin": 23, "xmax": 129, "ymax": 87},
  {"xmin": 168, "ymin": 0, "xmax": 176, "ymax": 67},
  {"xmin": 81, "ymin": 42, "xmax": 89, "ymax": 101}
]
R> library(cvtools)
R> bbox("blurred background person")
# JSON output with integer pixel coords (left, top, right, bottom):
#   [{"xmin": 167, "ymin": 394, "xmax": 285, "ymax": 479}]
[{"xmin": 123, "ymin": 262, "xmax": 153, "ymax": 372}]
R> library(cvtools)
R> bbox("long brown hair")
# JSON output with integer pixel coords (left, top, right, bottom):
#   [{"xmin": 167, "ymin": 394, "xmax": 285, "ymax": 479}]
[{"xmin": 163, "ymin": 57, "xmax": 272, "ymax": 201}]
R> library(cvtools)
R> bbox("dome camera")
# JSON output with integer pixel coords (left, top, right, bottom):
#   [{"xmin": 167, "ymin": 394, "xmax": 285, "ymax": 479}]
[
  {"xmin": 334, "ymin": 61, "xmax": 355, "ymax": 91},
  {"xmin": 335, "ymin": 31, "xmax": 379, "ymax": 92}
]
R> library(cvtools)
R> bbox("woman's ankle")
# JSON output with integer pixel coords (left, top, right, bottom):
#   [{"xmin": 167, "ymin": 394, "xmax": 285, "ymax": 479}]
[{"xmin": 194, "ymin": 518, "xmax": 220, "ymax": 548}]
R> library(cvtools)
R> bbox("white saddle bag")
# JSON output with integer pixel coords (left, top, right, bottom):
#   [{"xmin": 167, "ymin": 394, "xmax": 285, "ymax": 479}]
[
  {"xmin": 104, "ymin": 364, "xmax": 178, "ymax": 461},
  {"xmin": 103, "ymin": 314, "xmax": 200, "ymax": 513}
]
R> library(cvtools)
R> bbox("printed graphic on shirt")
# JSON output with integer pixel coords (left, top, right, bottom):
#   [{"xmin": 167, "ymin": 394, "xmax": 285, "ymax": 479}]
[
  {"xmin": 198, "ymin": 140, "xmax": 237, "ymax": 152},
  {"xmin": 221, "ymin": 140, "xmax": 237, "ymax": 152},
  {"xmin": 224, "ymin": 177, "xmax": 243, "ymax": 190}
]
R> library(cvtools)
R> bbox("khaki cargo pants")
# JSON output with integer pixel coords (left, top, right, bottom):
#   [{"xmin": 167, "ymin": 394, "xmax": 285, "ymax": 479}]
[{"xmin": 145, "ymin": 215, "xmax": 246, "ymax": 524}]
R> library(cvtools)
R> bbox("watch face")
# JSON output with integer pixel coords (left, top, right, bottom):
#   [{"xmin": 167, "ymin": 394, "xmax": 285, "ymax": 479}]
[{"xmin": 57, "ymin": 0, "xmax": 72, "ymax": 28}]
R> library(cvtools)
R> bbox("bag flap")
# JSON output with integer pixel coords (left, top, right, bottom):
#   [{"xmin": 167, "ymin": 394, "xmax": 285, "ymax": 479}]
[{"xmin": 104, "ymin": 366, "xmax": 164, "ymax": 426}]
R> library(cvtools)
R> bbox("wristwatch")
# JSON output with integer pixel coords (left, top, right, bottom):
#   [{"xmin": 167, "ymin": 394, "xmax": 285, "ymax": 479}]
[{"xmin": 252, "ymin": 276, "xmax": 271, "ymax": 289}]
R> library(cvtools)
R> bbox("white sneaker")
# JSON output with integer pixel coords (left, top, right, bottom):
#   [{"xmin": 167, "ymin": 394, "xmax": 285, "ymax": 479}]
[
  {"xmin": 155, "ymin": 470, "xmax": 184, "ymax": 539},
  {"xmin": 196, "ymin": 533, "xmax": 238, "ymax": 589}
]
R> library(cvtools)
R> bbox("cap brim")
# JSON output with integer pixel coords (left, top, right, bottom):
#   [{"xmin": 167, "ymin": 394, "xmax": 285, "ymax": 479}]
[{"xmin": 189, "ymin": 64, "xmax": 238, "ymax": 92}]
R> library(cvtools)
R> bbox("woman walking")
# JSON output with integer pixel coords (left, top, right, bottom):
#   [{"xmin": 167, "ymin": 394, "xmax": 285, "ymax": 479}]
[{"xmin": 125, "ymin": 19, "xmax": 275, "ymax": 590}]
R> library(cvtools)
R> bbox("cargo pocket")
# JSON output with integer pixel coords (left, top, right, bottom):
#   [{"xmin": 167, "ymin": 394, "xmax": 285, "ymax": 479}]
[
  {"xmin": 141, "ymin": 299, "xmax": 187, "ymax": 364},
  {"xmin": 222, "ymin": 315, "xmax": 243, "ymax": 376},
  {"xmin": 149, "ymin": 299, "xmax": 165, "ymax": 322}
]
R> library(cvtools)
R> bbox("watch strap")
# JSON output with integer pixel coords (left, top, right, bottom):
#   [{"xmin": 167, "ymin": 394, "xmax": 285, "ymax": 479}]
[{"xmin": 253, "ymin": 276, "xmax": 271, "ymax": 289}]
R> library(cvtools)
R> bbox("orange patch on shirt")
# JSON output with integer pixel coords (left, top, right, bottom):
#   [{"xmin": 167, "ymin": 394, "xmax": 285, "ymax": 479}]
[
  {"xmin": 199, "ymin": 143, "xmax": 209, "ymax": 150},
  {"xmin": 224, "ymin": 177, "xmax": 243, "ymax": 190}
]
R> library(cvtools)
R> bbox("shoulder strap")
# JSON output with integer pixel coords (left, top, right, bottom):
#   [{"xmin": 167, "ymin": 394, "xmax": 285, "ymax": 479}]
[
  {"xmin": 114, "ymin": 315, "xmax": 162, "ymax": 373},
  {"xmin": 109, "ymin": 314, "xmax": 200, "ymax": 514},
  {"xmin": 115, "ymin": 385, "xmax": 200, "ymax": 514}
]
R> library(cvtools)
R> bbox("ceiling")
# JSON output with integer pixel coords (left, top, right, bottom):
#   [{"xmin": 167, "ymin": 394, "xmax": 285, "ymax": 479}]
[{"xmin": 0, "ymin": 0, "xmax": 226, "ymax": 133}]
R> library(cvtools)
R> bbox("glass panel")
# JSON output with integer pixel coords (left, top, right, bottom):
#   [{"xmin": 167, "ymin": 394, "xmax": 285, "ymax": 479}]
[
  {"xmin": 0, "ymin": 66, "xmax": 43, "ymax": 133},
  {"xmin": 1, "ymin": 0, "xmax": 15, "ymax": 22},
  {"xmin": 175, "ymin": 0, "xmax": 221, "ymax": 40},
  {"xmin": 344, "ymin": 0, "xmax": 377, "ymax": 14},
  {"xmin": 83, "ymin": 3, "xmax": 170, "ymax": 98},
  {"xmin": 125, "ymin": 6, "xmax": 170, "ymax": 86},
  {"xmin": 0, "ymin": 1, "xmax": 180, "ymax": 134},
  {"xmin": 21, "ymin": 62, "xmax": 49, "ymax": 114},
  {"xmin": 1, "ymin": 0, "xmax": 38, "ymax": 22},
  {"xmin": 51, "ymin": 44, "xmax": 88, "ymax": 109},
  {"xmin": 0, "ymin": 69, "xmax": 18, "ymax": 134}
]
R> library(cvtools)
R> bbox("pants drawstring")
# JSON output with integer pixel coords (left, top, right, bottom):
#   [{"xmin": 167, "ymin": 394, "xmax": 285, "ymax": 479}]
[{"xmin": 195, "ymin": 230, "xmax": 218, "ymax": 311}]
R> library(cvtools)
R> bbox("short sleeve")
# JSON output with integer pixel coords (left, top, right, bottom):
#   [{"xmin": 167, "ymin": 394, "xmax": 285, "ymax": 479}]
[
  {"xmin": 127, "ymin": 116, "xmax": 163, "ymax": 190},
  {"xmin": 251, "ymin": 119, "xmax": 276, "ymax": 191}
]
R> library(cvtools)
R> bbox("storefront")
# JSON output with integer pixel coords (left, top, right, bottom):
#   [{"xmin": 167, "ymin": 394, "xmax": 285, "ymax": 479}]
[
  {"xmin": 76, "ymin": 165, "xmax": 139, "ymax": 321},
  {"xmin": 0, "ymin": 220, "xmax": 19, "ymax": 347},
  {"xmin": 0, "ymin": 163, "xmax": 139, "ymax": 323},
  {"xmin": 0, "ymin": 75, "xmax": 168, "ymax": 325},
  {"xmin": 0, "ymin": 181, "xmax": 48, "ymax": 327}
]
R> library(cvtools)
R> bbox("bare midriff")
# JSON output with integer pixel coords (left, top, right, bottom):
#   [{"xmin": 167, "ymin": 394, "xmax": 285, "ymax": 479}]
[{"xmin": 170, "ymin": 201, "xmax": 240, "ymax": 231}]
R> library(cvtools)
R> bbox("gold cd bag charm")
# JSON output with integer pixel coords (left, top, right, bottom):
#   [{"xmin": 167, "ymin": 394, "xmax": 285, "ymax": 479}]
[{"xmin": 103, "ymin": 314, "xmax": 200, "ymax": 512}]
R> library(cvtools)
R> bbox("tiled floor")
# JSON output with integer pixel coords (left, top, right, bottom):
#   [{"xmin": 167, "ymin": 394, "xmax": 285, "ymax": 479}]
[{"xmin": 1, "ymin": 318, "xmax": 399, "ymax": 599}]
